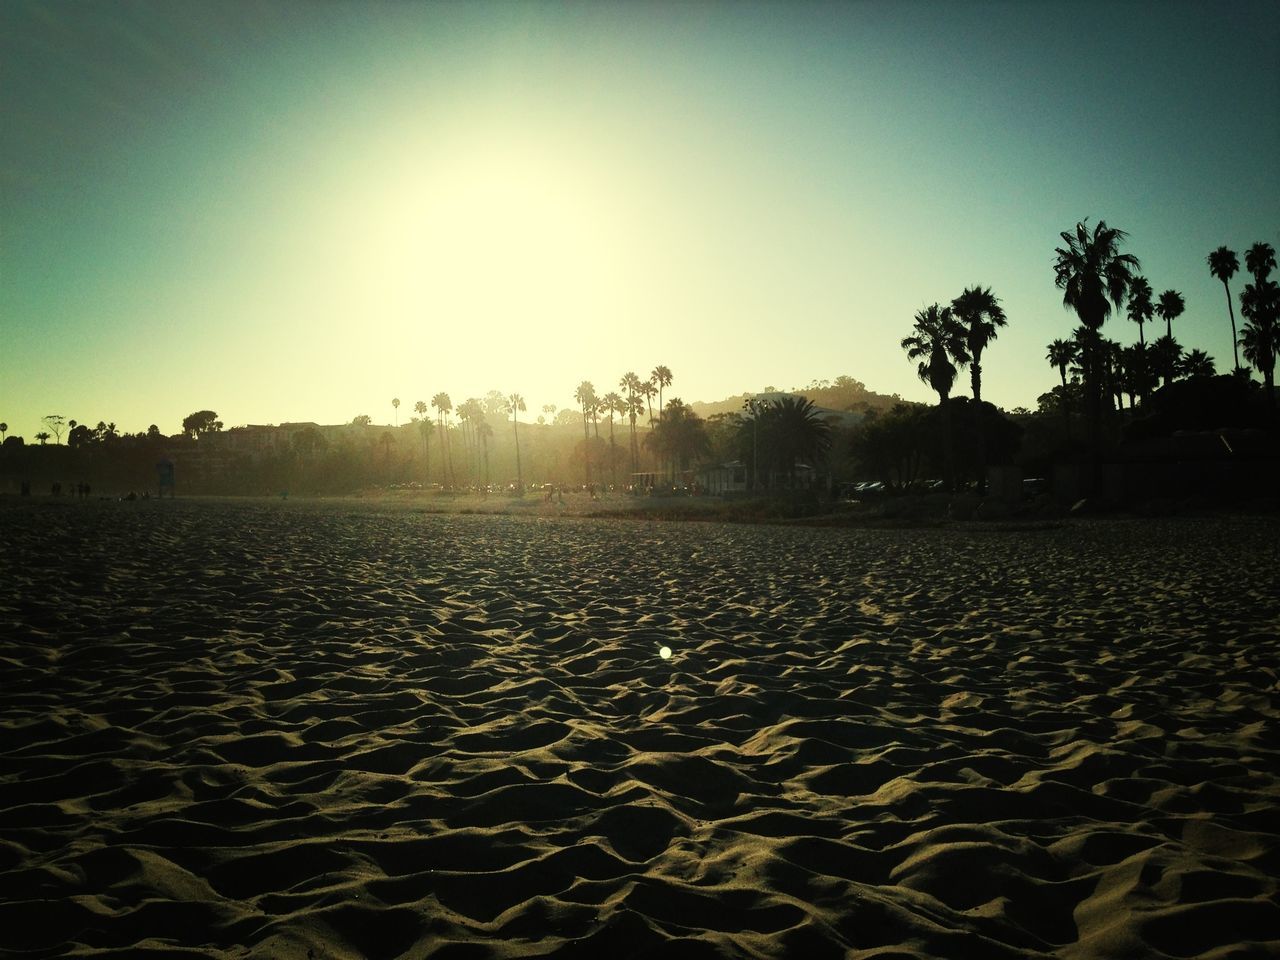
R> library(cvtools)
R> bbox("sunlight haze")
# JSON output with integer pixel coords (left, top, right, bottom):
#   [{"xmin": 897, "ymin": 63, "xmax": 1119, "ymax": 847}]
[{"xmin": 2, "ymin": 0, "xmax": 1277, "ymax": 438}]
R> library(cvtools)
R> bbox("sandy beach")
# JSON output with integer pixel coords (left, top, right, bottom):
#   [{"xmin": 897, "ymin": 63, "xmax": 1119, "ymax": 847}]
[{"xmin": 1, "ymin": 497, "xmax": 1277, "ymax": 959}]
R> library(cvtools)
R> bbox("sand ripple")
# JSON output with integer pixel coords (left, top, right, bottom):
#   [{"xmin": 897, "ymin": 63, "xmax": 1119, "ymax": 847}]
[{"xmin": 1, "ymin": 499, "xmax": 1278, "ymax": 958}]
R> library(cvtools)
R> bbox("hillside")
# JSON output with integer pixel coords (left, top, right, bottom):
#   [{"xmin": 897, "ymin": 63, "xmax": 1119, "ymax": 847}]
[{"xmin": 687, "ymin": 375, "xmax": 908, "ymax": 420}]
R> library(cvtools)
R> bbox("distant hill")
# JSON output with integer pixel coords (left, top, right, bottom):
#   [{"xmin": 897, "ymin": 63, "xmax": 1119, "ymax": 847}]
[{"xmin": 688, "ymin": 375, "xmax": 908, "ymax": 421}]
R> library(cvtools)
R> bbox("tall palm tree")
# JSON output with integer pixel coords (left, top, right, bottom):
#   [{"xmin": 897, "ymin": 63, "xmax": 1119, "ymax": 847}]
[
  {"xmin": 1207, "ymin": 247, "xmax": 1242, "ymax": 373},
  {"xmin": 0, "ymin": 422, "xmax": 7, "ymax": 443},
  {"xmin": 574, "ymin": 381, "xmax": 596, "ymax": 485},
  {"xmin": 902, "ymin": 303, "xmax": 969, "ymax": 490},
  {"xmin": 1052, "ymin": 219, "xmax": 1141, "ymax": 443},
  {"xmin": 1126, "ymin": 276, "xmax": 1153, "ymax": 347},
  {"xmin": 1240, "ymin": 278, "xmax": 1279, "ymax": 414},
  {"xmin": 392, "ymin": 397, "xmax": 400, "ymax": 427},
  {"xmin": 651, "ymin": 365, "xmax": 673, "ymax": 423},
  {"xmin": 620, "ymin": 372, "xmax": 643, "ymax": 472},
  {"xmin": 950, "ymin": 285, "xmax": 1006, "ymax": 494},
  {"xmin": 477, "ymin": 419, "xmax": 493, "ymax": 488},
  {"xmin": 1046, "ymin": 338, "xmax": 1076, "ymax": 391},
  {"xmin": 1245, "ymin": 242, "xmax": 1276, "ymax": 283},
  {"xmin": 1155, "ymin": 289, "xmax": 1185, "ymax": 339},
  {"xmin": 413, "ymin": 400, "xmax": 430, "ymax": 481},
  {"xmin": 507, "ymin": 393, "xmax": 525, "ymax": 492},
  {"xmin": 640, "ymin": 380, "xmax": 657, "ymax": 432},
  {"xmin": 431, "ymin": 392, "xmax": 454, "ymax": 488},
  {"xmin": 949, "ymin": 286, "xmax": 1006, "ymax": 406},
  {"xmin": 601, "ymin": 391, "xmax": 624, "ymax": 486},
  {"xmin": 1125, "ymin": 277, "xmax": 1154, "ymax": 403}
]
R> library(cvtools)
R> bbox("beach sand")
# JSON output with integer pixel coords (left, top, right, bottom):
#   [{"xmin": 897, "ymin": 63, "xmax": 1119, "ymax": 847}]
[{"xmin": 1, "ymin": 497, "xmax": 1277, "ymax": 958}]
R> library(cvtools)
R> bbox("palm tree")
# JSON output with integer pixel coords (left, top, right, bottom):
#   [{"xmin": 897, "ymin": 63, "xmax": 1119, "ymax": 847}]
[
  {"xmin": 1126, "ymin": 276, "xmax": 1153, "ymax": 347},
  {"xmin": 34, "ymin": 431, "xmax": 50, "ymax": 444},
  {"xmin": 1150, "ymin": 335, "xmax": 1183, "ymax": 389},
  {"xmin": 1240, "ymin": 278, "xmax": 1279, "ymax": 413},
  {"xmin": 1179, "ymin": 349, "xmax": 1216, "ymax": 379},
  {"xmin": 765, "ymin": 396, "xmax": 832, "ymax": 489},
  {"xmin": 648, "ymin": 398, "xmax": 711, "ymax": 483},
  {"xmin": 950, "ymin": 285, "xmax": 1006, "ymax": 494},
  {"xmin": 1120, "ymin": 343, "xmax": 1146, "ymax": 408},
  {"xmin": 651, "ymin": 365, "xmax": 673, "ymax": 422},
  {"xmin": 431, "ymin": 392, "xmax": 454, "ymax": 488},
  {"xmin": 413, "ymin": 400, "xmax": 431, "ymax": 481},
  {"xmin": 574, "ymin": 380, "xmax": 596, "ymax": 485},
  {"xmin": 392, "ymin": 397, "xmax": 400, "ymax": 427},
  {"xmin": 601, "ymin": 391, "xmax": 624, "ymax": 486},
  {"xmin": 1207, "ymin": 247, "xmax": 1242, "ymax": 373},
  {"xmin": 1046, "ymin": 338, "xmax": 1076, "ymax": 390},
  {"xmin": 1155, "ymin": 289, "xmax": 1185, "ymax": 340},
  {"xmin": 507, "ymin": 393, "xmax": 525, "ymax": 492},
  {"xmin": 0, "ymin": 422, "xmax": 7, "ymax": 443},
  {"xmin": 620, "ymin": 372, "xmax": 643, "ymax": 472},
  {"xmin": 1245, "ymin": 242, "xmax": 1276, "ymax": 284},
  {"xmin": 640, "ymin": 380, "xmax": 657, "ymax": 432},
  {"xmin": 1052, "ymin": 219, "xmax": 1141, "ymax": 443},
  {"xmin": 902, "ymin": 303, "xmax": 969, "ymax": 490}
]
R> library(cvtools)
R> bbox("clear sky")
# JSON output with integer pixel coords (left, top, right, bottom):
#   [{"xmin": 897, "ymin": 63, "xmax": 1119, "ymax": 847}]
[{"xmin": 2, "ymin": 0, "xmax": 1277, "ymax": 438}]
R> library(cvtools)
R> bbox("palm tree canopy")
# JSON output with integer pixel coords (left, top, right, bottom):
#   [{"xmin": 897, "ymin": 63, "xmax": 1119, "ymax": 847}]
[
  {"xmin": 1126, "ymin": 276, "xmax": 1153, "ymax": 324},
  {"xmin": 1207, "ymin": 246, "xmax": 1239, "ymax": 284},
  {"xmin": 1046, "ymin": 338, "xmax": 1077, "ymax": 371},
  {"xmin": 1240, "ymin": 279, "xmax": 1279, "ymax": 375},
  {"xmin": 950, "ymin": 285, "xmax": 1007, "ymax": 359},
  {"xmin": 1156, "ymin": 289, "xmax": 1185, "ymax": 323},
  {"xmin": 1245, "ymin": 242, "xmax": 1277, "ymax": 283},
  {"xmin": 1052, "ymin": 219, "xmax": 1141, "ymax": 330},
  {"xmin": 901, "ymin": 304, "xmax": 969, "ymax": 401},
  {"xmin": 1179, "ymin": 349, "xmax": 1216, "ymax": 379}
]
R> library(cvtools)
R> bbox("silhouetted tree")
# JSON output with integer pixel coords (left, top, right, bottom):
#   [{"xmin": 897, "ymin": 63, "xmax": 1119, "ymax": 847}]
[
  {"xmin": 1156, "ymin": 289, "xmax": 1185, "ymax": 340},
  {"xmin": 42, "ymin": 414, "xmax": 66, "ymax": 444},
  {"xmin": 0, "ymin": 423, "xmax": 7, "ymax": 443},
  {"xmin": 508, "ymin": 393, "xmax": 525, "ymax": 491},
  {"xmin": 1207, "ymin": 246, "xmax": 1242, "ymax": 372},
  {"xmin": 574, "ymin": 381, "xmax": 596, "ymax": 485},
  {"xmin": 431, "ymin": 393, "xmax": 454, "ymax": 487},
  {"xmin": 35, "ymin": 431, "xmax": 50, "ymax": 444},
  {"xmin": 620, "ymin": 371, "xmax": 643, "ymax": 472},
  {"xmin": 1150, "ymin": 335, "xmax": 1183, "ymax": 388},
  {"xmin": 1052, "ymin": 219, "xmax": 1140, "ymax": 444},
  {"xmin": 951, "ymin": 285, "xmax": 1006, "ymax": 493},
  {"xmin": 1046, "ymin": 337, "xmax": 1077, "ymax": 434},
  {"xmin": 649, "ymin": 398, "xmax": 710, "ymax": 481},
  {"xmin": 414, "ymin": 400, "xmax": 431, "ymax": 480},
  {"xmin": 392, "ymin": 397, "xmax": 400, "ymax": 426},
  {"xmin": 351, "ymin": 414, "xmax": 372, "ymax": 426},
  {"xmin": 902, "ymin": 303, "xmax": 968, "ymax": 490},
  {"xmin": 601, "ymin": 391, "xmax": 624, "ymax": 486},
  {"xmin": 1240, "ymin": 278, "xmax": 1278, "ymax": 414},
  {"xmin": 1179, "ymin": 349, "xmax": 1216, "ymax": 380},
  {"xmin": 1245, "ymin": 242, "xmax": 1276, "ymax": 284},
  {"xmin": 182, "ymin": 410, "xmax": 223, "ymax": 438}
]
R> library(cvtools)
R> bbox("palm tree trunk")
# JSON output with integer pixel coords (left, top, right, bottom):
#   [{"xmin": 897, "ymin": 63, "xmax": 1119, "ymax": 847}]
[
  {"xmin": 971, "ymin": 358, "xmax": 988, "ymax": 495},
  {"xmin": 513, "ymin": 417, "xmax": 521, "ymax": 491},
  {"xmin": 1223, "ymin": 280, "xmax": 1241, "ymax": 373},
  {"xmin": 940, "ymin": 391, "xmax": 956, "ymax": 492}
]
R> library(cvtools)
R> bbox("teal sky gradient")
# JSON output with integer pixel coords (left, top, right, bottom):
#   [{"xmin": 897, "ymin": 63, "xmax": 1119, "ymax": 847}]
[{"xmin": 3, "ymin": 0, "xmax": 1278, "ymax": 439}]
